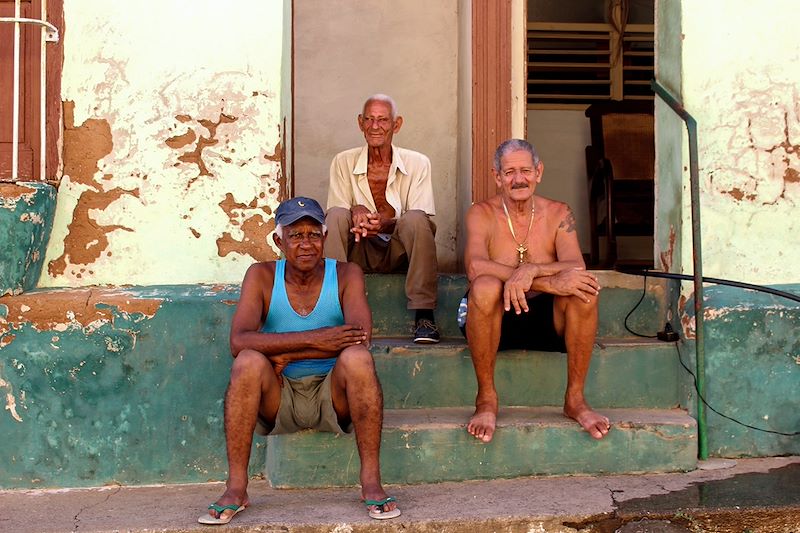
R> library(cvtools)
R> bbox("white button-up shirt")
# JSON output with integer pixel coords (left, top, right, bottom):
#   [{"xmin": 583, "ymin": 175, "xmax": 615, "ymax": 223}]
[{"xmin": 327, "ymin": 145, "xmax": 436, "ymax": 218}]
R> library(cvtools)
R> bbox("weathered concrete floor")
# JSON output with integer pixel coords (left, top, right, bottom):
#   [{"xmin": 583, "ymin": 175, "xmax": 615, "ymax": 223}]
[{"xmin": 0, "ymin": 456, "xmax": 797, "ymax": 533}]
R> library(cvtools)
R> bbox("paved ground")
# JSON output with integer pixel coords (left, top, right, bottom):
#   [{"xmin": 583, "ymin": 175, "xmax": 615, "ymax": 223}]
[{"xmin": 0, "ymin": 456, "xmax": 798, "ymax": 532}]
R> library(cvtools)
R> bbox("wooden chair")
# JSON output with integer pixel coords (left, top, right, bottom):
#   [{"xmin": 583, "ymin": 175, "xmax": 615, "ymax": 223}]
[{"xmin": 585, "ymin": 100, "xmax": 655, "ymax": 267}]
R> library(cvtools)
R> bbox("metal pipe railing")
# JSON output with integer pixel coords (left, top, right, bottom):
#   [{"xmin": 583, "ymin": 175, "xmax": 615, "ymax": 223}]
[
  {"xmin": 0, "ymin": 0, "xmax": 60, "ymax": 182},
  {"xmin": 651, "ymin": 79, "xmax": 708, "ymax": 460}
]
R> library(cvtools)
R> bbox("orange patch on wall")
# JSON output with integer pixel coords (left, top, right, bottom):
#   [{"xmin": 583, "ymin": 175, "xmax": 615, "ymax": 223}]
[
  {"xmin": 48, "ymin": 188, "xmax": 139, "ymax": 277},
  {"xmin": 216, "ymin": 193, "xmax": 277, "ymax": 261},
  {"xmin": 52, "ymin": 102, "xmax": 140, "ymax": 278},
  {"xmin": 0, "ymin": 333, "xmax": 15, "ymax": 348},
  {"xmin": 659, "ymin": 226, "xmax": 676, "ymax": 271},
  {"xmin": 167, "ymin": 112, "xmax": 238, "ymax": 187},
  {"xmin": 0, "ymin": 288, "xmax": 162, "ymax": 333},
  {"xmin": 0, "ymin": 183, "xmax": 38, "ymax": 203},
  {"xmin": 62, "ymin": 101, "xmax": 113, "ymax": 191},
  {"xmin": 264, "ymin": 137, "xmax": 282, "ymax": 163},
  {"xmin": 165, "ymin": 129, "xmax": 197, "ymax": 150},
  {"xmin": 217, "ymin": 214, "xmax": 277, "ymax": 261}
]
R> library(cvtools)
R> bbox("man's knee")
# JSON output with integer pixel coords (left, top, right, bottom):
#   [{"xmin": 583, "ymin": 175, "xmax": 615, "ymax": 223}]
[
  {"xmin": 325, "ymin": 207, "xmax": 352, "ymax": 230},
  {"xmin": 396, "ymin": 209, "xmax": 433, "ymax": 234},
  {"xmin": 336, "ymin": 345, "xmax": 376, "ymax": 373},
  {"xmin": 469, "ymin": 276, "xmax": 503, "ymax": 314},
  {"xmin": 559, "ymin": 293, "xmax": 599, "ymax": 315},
  {"xmin": 230, "ymin": 349, "xmax": 269, "ymax": 380}
]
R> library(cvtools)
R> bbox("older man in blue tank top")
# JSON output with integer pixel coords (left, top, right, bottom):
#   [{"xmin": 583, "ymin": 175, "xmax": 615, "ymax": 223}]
[{"xmin": 200, "ymin": 197, "xmax": 399, "ymax": 525}]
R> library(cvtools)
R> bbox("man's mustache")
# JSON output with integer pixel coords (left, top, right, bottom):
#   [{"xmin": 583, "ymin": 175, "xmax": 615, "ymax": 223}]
[{"xmin": 511, "ymin": 183, "xmax": 529, "ymax": 190}]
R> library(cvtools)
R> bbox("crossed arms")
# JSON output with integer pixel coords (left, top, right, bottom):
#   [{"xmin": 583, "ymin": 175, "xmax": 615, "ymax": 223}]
[
  {"xmin": 464, "ymin": 200, "xmax": 600, "ymax": 314},
  {"xmin": 229, "ymin": 261, "xmax": 372, "ymax": 377}
]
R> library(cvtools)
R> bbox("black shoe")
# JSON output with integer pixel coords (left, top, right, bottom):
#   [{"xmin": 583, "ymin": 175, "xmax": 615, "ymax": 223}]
[{"xmin": 413, "ymin": 318, "xmax": 440, "ymax": 344}]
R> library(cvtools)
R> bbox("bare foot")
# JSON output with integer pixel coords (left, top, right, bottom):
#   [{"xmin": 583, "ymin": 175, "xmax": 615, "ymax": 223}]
[
  {"xmin": 564, "ymin": 401, "xmax": 610, "ymax": 439},
  {"xmin": 467, "ymin": 405, "xmax": 497, "ymax": 443},
  {"xmin": 207, "ymin": 486, "xmax": 250, "ymax": 521}
]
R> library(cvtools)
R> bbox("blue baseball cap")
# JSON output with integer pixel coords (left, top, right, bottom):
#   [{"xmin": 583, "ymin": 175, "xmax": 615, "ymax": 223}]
[{"xmin": 275, "ymin": 196, "xmax": 326, "ymax": 226}]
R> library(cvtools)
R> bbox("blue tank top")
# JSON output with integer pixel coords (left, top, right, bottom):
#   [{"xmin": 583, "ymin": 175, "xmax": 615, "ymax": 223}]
[{"xmin": 261, "ymin": 258, "xmax": 344, "ymax": 379}]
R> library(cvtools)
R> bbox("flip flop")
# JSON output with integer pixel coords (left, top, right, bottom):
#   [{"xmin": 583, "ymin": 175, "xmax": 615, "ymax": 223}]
[
  {"xmin": 197, "ymin": 503, "xmax": 246, "ymax": 525},
  {"xmin": 364, "ymin": 496, "xmax": 401, "ymax": 520}
]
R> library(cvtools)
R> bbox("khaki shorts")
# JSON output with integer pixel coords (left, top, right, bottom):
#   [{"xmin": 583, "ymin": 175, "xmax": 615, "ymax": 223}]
[{"xmin": 255, "ymin": 372, "xmax": 352, "ymax": 436}]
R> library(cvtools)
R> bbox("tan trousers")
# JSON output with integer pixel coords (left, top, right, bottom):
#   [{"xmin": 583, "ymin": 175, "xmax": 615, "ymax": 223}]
[{"xmin": 324, "ymin": 207, "xmax": 438, "ymax": 309}]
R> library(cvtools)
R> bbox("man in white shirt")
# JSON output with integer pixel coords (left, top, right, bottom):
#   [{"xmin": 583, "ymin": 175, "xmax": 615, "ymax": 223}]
[{"xmin": 325, "ymin": 94, "xmax": 439, "ymax": 343}]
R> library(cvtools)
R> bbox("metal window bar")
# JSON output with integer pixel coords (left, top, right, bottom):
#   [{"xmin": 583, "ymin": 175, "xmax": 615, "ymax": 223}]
[{"xmin": 0, "ymin": 0, "xmax": 60, "ymax": 181}]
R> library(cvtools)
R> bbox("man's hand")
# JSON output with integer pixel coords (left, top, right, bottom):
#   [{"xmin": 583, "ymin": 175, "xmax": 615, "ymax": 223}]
[
  {"xmin": 311, "ymin": 324, "xmax": 368, "ymax": 351},
  {"xmin": 350, "ymin": 206, "xmax": 383, "ymax": 242},
  {"xmin": 267, "ymin": 324, "xmax": 368, "ymax": 384},
  {"xmin": 503, "ymin": 263, "xmax": 540, "ymax": 314},
  {"xmin": 269, "ymin": 354, "xmax": 291, "ymax": 385},
  {"xmin": 548, "ymin": 268, "xmax": 601, "ymax": 303}
]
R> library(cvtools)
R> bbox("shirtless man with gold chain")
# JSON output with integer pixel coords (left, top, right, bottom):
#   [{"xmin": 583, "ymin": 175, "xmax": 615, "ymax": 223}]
[{"xmin": 462, "ymin": 138, "xmax": 610, "ymax": 443}]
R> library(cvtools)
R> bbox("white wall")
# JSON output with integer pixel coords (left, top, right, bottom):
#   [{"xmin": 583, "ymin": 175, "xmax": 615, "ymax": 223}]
[
  {"xmin": 293, "ymin": 0, "xmax": 461, "ymax": 271},
  {"xmin": 41, "ymin": 0, "xmax": 285, "ymax": 287},
  {"xmin": 527, "ymin": 110, "xmax": 591, "ymax": 253},
  {"xmin": 680, "ymin": 0, "xmax": 800, "ymax": 284}
]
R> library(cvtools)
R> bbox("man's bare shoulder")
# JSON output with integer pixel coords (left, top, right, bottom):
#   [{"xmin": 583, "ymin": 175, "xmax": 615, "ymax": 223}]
[
  {"xmin": 536, "ymin": 196, "xmax": 572, "ymax": 222},
  {"xmin": 467, "ymin": 196, "xmax": 501, "ymax": 219}
]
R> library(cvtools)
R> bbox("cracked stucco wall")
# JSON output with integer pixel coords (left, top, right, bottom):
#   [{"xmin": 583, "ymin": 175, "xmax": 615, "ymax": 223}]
[
  {"xmin": 679, "ymin": 0, "xmax": 800, "ymax": 284},
  {"xmin": 0, "ymin": 285, "xmax": 265, "ymax": 487},
  {"xmin": 40, "ymin": 0, "xmax": 285, "ymax": 287}
]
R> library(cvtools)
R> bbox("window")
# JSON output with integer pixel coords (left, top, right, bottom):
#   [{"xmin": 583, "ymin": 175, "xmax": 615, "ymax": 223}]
[
  {"xmin": 0, "ymin": 0, "xmax": 62, "ymax": 182},
  {"xmin": 527, "ymin": 0, "xmax": 654, "ymax": 109}
]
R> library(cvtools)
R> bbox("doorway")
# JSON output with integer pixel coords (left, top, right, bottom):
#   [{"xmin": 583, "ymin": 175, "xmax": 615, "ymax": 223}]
[{"xmin": 525, "ymin": 0, "xmax": 655, "ymax": 268}]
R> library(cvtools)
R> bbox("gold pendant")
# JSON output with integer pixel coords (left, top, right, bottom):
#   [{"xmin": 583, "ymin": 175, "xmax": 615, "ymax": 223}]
[{"xmin": 517, "ymin": 244, "xmax": 526, "ymax": 265}]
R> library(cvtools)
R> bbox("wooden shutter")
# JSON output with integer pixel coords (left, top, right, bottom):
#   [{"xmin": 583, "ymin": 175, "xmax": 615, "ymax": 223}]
[{"xmin": 0, "ymin": 0, "xmax": 62, "ymax": 182}]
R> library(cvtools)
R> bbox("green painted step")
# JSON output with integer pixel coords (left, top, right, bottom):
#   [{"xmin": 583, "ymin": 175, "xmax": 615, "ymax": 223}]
[
  {"xmin": 372, "ymin": 338, "xmax": 680, "ymax": 410},
  {"xmin": 265, "ymin": 407, "xmax": 697, "ymax": 487},
  {"xmin": 367, "ymin": 272, "xmax": 669, "ymax": 339}
]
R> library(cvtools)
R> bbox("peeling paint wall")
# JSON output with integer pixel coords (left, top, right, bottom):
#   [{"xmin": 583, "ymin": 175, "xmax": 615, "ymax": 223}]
[
  {"xmin": 0, "ymin": 285, "xmax": 265, "ymax": 487},
  {"xmin": 678, "ymin": 285, "xmax": 800, "ymax": 457},
  {"xmin": 40, "ymin": 0, "xmax": 285, "ymax": 287},
  {"xmin": 680, "ymin": 0, "xmax": 800, "ymax": 284},
  {"xmin": 0, "ymin": 183, "xmax": 57, "ymax": 295}
]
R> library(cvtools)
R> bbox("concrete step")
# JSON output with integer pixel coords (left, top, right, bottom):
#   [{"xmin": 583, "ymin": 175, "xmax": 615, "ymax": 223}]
[
  {"xmin": 265, "ymin": 407, "xmax": 697, "ymax": 488},
  {"xmin": 367, "ymin": 271, "xmax": 670, "ymax": 339},
  {"xmin": 373, "ymin": 337, "xmax": 680, "ymax": 409}
]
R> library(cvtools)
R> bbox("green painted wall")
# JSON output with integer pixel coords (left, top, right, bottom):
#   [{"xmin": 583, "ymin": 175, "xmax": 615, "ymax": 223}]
[
  {"xmin": 654, "ymin": 0, "xmax": 683, "ymax": 275},
  {"xmin": 0, "ymin": 183, "xmax": 57, "ymax": 296},
  {"xmin": 0, "ymin": 285, "xmax": 263, "ymax": 489},
  {"xmin": 679, "ymin": 284, "xmax": 800, "ymax": 457}
]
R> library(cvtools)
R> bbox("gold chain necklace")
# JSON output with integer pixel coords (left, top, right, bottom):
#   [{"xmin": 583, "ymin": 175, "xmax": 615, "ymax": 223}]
[{"xmin": 501, "ymin": 198, "xmax": 535, "ymax": 265}]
